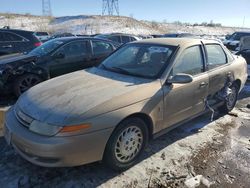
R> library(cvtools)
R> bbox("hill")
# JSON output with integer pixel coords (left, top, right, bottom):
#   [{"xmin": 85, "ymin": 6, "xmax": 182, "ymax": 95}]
[{"xmin": 0, "ymin": 13, "xmax": 250, "ymax": 36}]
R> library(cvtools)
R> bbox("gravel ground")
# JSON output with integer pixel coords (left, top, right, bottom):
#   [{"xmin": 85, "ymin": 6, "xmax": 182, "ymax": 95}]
[{"xmin": 0, "ymin": 82, "xmax": 249, "ymax": 188}]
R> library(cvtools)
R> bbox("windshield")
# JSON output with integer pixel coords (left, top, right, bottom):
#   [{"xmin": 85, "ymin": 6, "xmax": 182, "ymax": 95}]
[
  {"xmin": 100, "ymin": 44, "xmax": 176, "ymax": 78},
  {"xmin": 29, "ymin": 39, "xmax": 64, "ymax": 56}
]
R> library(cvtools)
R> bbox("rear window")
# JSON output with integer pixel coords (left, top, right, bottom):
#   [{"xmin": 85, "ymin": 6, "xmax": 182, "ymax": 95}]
[{"xmin": 35, "ymin": 32, "xmax": 49, "ymax": 36}]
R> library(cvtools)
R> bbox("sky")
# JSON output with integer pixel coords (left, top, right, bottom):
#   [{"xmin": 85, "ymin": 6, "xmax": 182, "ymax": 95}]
[{"xmin": 0, "ymin": 0, "xmax": 250, "ymax": 27}]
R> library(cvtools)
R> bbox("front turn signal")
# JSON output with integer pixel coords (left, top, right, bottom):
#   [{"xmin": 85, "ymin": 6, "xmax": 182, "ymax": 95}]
[{"xmin": 60, "ymin": 124, "xmax": 91, "ymax": 133}]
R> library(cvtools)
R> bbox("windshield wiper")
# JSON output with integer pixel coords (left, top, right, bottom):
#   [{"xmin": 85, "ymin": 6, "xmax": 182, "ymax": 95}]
[{"xmin": 110, "ymin": 66, "xmax": 132, "ymax": 75}]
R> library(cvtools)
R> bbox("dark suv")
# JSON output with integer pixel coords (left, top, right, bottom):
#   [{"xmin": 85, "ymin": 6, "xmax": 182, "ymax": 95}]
[
  {"xmin": 0, "ymin": 28, "xmax": 42, "ymax": 56},
  {"xmin": 95, "ymin": 33, "xmax": 140, "ymax": 45},
  {"xmin": 223, "ymin": 31, "xmax": 250, "ymax": 51},
  {"xmin": 0, "ymin": 37, "xmax": 117, "ymax": 97}
]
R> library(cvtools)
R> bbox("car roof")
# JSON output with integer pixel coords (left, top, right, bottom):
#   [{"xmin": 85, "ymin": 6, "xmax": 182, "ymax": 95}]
[
  {"xmin": 133, "ymin": 38, "xmax": 220, "ymax": 47},
  {"xmin": 51, "ymin": 36, "xmax": 117, "ymax": 43},
  {"xmin": 96, "ymin": 33, "xmax": 136, "ymax": 37},
  {"xmin": 0, "ymin": 28, "xmax": 33, "ymax": 33}
]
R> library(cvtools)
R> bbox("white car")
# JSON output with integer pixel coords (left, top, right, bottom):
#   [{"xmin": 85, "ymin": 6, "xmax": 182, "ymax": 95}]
[{"xmin": 33, "ymin": 32, "xmax": 50, "ymax": 42}]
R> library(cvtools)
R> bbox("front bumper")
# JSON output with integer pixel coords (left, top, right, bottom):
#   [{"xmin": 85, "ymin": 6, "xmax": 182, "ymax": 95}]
[{"xmin": 4, "ymin": 108, "xmax": 113, "ymax": 167}]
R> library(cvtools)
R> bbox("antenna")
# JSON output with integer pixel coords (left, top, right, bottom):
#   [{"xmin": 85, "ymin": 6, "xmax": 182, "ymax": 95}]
[
  {"xmin": 102, "ymin": 0, "xmax": 119, "ymax": 16},
  {"xmin": 42, "ymin": 0, "xmax": 52, "ymax": 16}
]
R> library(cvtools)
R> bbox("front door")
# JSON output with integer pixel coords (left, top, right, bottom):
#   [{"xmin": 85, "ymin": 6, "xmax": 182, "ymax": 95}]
[
  {"xmin": 162, "ymin": 45, "xmax": 209, "ymax": 128},
  {"xmin": 49, "ymin": 40, "xmax": 90, "ymax": 78}
]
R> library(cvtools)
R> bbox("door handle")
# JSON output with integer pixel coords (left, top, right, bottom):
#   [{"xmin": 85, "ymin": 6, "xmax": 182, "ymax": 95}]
[
  {"xmin": 2, "ymin": 45, "xmax": 12, "ymax": 48},
  {"xmin": 200, "ymin": 82, "xmax": 208, "ymax": 88}
]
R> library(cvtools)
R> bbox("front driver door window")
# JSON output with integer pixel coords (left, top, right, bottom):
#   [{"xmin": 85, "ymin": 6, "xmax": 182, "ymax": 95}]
[
  {"xmin": 50, "ymin": 40, "xmax": 89, "ymax": 77},
  {"xmin": 162, "ymin": 45, "xmax": 209, "ymax": 129}
]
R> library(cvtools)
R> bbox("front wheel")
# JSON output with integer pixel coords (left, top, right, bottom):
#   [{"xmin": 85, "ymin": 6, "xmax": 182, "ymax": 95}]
[
  {"xmin": 13, "ymin": 74, "xmax": 42, "ymax": 97},
  {"xmin": 103, "ymin": 117, "xmax": 149, "ymax": 171},
  {"xmin": 218, "ymin": 83, "xmax": 239, "ymax": 113}
]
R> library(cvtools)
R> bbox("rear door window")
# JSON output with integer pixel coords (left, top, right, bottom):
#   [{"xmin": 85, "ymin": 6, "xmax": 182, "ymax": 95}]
[
  {"xmin": 57, "ymin": 41, "xmax": 88, "ymax": 58},
  {"xmin": 172, "ymin": 45, "xmax": 204, "ymax": 76},
  {"xmin": 206, "ymin": 44, "xmax": 227, "ymax": 69},
  {"xmin": 121, "ymin": 36, "xmax": 130, "ymax": 43},
  {"xmin": 92, "ymin": 40, "xmax": 113, "ymax": 55},
  {"xmin": 109, "ymin": 35, "xmax": 120, "ymax": 43}
]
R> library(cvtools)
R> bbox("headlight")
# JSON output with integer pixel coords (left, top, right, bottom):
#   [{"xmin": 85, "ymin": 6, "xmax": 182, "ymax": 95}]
[
  {"xmin": 29, "ymin": 120, "xmax": 62, "ymax": 136},
  {"xmin": 29, "ymin": 120, "xmax": 91, "ymax": 136}
]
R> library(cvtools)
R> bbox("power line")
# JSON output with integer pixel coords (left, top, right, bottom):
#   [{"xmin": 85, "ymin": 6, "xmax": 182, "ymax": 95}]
[
  {"xmin": 102, "ymin": 0, "xmax": 119, "ymax": 16},
  {"xmin": 42, "ymin": 0, "xmax": 52, "ymax": 16}
]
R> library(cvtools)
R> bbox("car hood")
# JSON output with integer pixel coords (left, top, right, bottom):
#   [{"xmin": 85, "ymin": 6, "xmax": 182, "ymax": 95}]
[
  {"xmin": 17, "ymin": 67, "xmax": 161, "ymax": 126},
  {"xmin": 0, "ymin": 53, "xmax": 37, "ymax": 67}
]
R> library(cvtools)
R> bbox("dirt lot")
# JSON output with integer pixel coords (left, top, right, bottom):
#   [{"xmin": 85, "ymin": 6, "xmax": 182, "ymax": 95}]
[{"xmin": 0, "ymin": 82, "xmax": 249, "ymax": 188}]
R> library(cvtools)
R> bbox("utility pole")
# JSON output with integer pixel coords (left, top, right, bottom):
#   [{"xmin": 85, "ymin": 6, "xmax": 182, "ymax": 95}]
[
  {"xmin": 242, "ymin": 16, "xmax": 245, "ymax": 28},
  {"xmin": 102, "ymin": 0, "xmax": 119, "ymax": 16},
  {"xmin": 42, "ymin": 0, "xmax": 52, "ymax": 16}
]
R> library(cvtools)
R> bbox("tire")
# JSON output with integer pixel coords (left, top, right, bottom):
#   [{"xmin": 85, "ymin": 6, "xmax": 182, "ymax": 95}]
[
  {"xmin": 13, "ymin": 74, "xmax": 42, "ymax": 97},
  {"xmin": 218, "ymin": 83, "xmax": 239, "ymax": 113},
  {"xmin": 103, "ymin": 117, "xmax": 149, "ymax": 171}
]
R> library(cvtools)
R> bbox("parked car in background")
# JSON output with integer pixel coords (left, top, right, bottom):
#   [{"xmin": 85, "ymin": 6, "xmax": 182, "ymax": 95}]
[
  {"xmin": 4, "ymin": 38, "xmax": 247, "ymax": 171},
  {"xmin": 163, "ymin": 33, "xmax": 194, "ymax": 38},
  {"xmin": 0, "ymin": 37, "xmax": 117, "ymax": 96},
  {"xmin": 151, "ymin": 34, "xmax": 164, "ymax": 38},
  {"xmin": 95, "ymin": 33, "xmax": 140, "ymax": 45},
  {"xmin": 33, "ymin": 32, "xmax": 50, "ymax": 42},
  {"xmin": 138, "ymin": 35, "xmax": 153, "ymax": 39},
  {"xmin": 48, "ymin": 33, "xmax": 75, "ymax": 40},
  {"xmin": 223, "ymin": 31, "xmax": 250, "ymax": 51},
  {"xmin": 0, "ymin": 28, "xmax": 42, "ymax": 56},
  {"xmin": 236, "ymin": 36, "xmax": 250, "ymax": 78}
]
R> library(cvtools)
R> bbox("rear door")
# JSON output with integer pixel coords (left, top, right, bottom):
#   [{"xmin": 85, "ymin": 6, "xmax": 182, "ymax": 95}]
[
  {"xmin": 89, "ymin": 40, "xmax": 114, "ymax": 66},
  {"xmin": 49, "ymin": 40, "xmax": 90, "ymax": 77},
  {"xmin": 162, "ymin": 45, "xmax": 209, "ymax": 128},
  {"xmin": 204, "ymin": 44, "xmax": 231, "ymax": 97}
]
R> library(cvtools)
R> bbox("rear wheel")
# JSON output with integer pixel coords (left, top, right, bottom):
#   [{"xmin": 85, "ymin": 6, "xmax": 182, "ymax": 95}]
[
  {"xmin": 218, "ymin": 83, "xmax": 239, "ymax": 113},
  {"xmin": 13, "ymin": 74, "xmax": 42, "ymax": 97},
  {"xmin": 103, "ymin": 117, "xmax": 148, "ymax": 171}
]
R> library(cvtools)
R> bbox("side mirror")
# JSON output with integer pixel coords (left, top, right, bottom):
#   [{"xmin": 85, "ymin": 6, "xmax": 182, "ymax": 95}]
[
  {"xmin": 167, "ymin": 73, "xmax": 193, "ymax": 84},
  {"xmin": 53, "ymin": 52, "xmax": 65, "ymax": 59}
]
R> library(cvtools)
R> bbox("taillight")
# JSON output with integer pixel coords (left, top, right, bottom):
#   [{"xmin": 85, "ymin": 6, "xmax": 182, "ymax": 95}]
[{"xmin": 34, "ymin": 42, "xmax": 42, "ymax": 47}]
